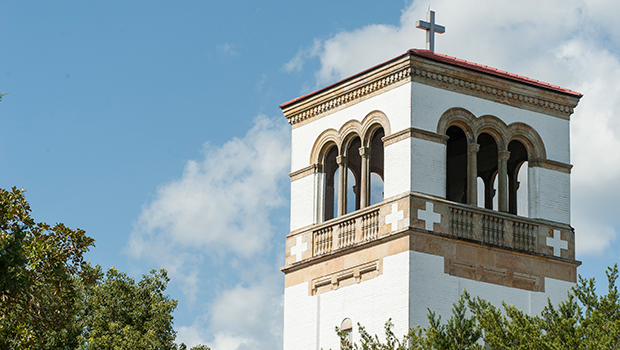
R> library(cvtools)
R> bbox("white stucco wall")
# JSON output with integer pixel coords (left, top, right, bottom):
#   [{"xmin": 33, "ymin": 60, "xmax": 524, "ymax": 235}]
[
  {"xmin": 528, "ymin": 167, "xmax": 571, "ymax": 224},
  {"xmin": 283, "ymin": 250, "xmax": 574, "ymax": 349},
  {"xmin": 290, "ymin": 174, "xmax": 317, "ymax": 231},
  {"xmin": 411, "ymin": 138, "xmax": 446, "ymax": 198},
  {"xmin": 283, "ymin": 252, "xmax": 411, "ymax": 350}
]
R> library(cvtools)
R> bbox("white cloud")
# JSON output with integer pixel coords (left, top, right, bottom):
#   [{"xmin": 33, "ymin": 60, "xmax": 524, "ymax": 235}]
[
  {"xmin": 174, "ymin": 272, "xmax": 283, "ymax": 350},
  {"xmin": 127, "ymin": 115, "xmax": 290, "ymax": 301},
  {"xmin": 128, "ymin": 115, "xmax": 289, "ymax": 259},
  {"xmin": 284, "ymin": 0, "xmax": 620, "ymax": 255}
]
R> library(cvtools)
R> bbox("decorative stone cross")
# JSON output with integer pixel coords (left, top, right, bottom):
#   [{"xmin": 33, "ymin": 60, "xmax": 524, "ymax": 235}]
[
  {"xmin": 385, "ymin": 203, "xmax": 407, "ymax": 232},
  {"xmin": 291, "ymin": 236, "xmax": 308, "ymax": 262},
  {"xmin": 418, "ymin": 202, "xmax": 441, "ymax": 231},
  {"xmin": 546, "ymin": 230, "xmax": 568, "ymax": 257},
  {"xmin": 416, "ymin": 9, "xmax": 445, "ymax": 52}
]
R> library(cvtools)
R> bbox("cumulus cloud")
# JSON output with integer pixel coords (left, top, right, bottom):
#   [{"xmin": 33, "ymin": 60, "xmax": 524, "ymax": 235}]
[
  {"xmin": 174, "ymin": 271, "xmax": 283, "ymax": 350},
  {"xmin": 284, "ymin": 0, "xmax": 620, "ymax": 255},
  {"xmin": 128, "ymin": 115, "xmax": 289, "ymax": 259},
  {"xmin": 127, "ymin": 115, "xmax": 289, "ymax": 300}
]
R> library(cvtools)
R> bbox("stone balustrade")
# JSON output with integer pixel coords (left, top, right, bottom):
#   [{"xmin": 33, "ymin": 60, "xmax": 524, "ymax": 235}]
[{"xmin": 285, "ymin": 192, "xmax": 575, "ymax": 267}]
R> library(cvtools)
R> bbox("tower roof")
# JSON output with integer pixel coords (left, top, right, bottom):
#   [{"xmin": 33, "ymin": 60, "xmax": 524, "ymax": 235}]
[{"xmin": 280, "ymin": 49, "xmax": 582, "ymax": 110}]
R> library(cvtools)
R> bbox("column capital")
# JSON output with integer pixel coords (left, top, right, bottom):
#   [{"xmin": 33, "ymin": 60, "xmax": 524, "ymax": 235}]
[
  {"xmin": 358, "ymin": 146, "xmax": 370, "ymax": 158},
  {"xmin": 499, "ymin": 150, "xmax": 511, "ymax": 161},
  {"xmin": 336, "ymin": 155, "xmax": 347, "ymax": 166},
  {"xmin": 468, "ymin": 143, "xmax": 480, "ymax": 153}
]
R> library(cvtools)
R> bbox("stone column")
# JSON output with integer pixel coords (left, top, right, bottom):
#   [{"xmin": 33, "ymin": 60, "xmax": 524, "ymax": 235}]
[
  {"xmin": 498, "ymin": 151, "xmax": 511, "ymax": 212},
  {"xmin": 467, "ymin": 143, "xmax": 480, "ymax": 206},
  {"xmin": 359, "ymin": 146, "xmax": 370, "ymax": 209},
  {"xmin": 336, "ymin": 155, "xmax": 348, "ymax": 216}
]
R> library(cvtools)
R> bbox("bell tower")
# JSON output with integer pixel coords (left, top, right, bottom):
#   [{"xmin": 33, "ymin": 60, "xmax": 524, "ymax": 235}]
[{"xmin": 280, "ymin": 48, "xmax": 581, "ymax": 349}]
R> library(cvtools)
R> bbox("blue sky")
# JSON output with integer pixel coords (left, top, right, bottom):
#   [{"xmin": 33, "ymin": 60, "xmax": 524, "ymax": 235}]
[{"xmin": 2, "ymin": 1, "xmax": 620, "ymax": 349}]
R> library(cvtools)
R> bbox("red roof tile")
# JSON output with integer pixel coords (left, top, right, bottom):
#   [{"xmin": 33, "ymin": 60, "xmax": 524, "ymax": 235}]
[{"xmin": 280, "ymin": 49, "xmax": 582, "ymax": 109}]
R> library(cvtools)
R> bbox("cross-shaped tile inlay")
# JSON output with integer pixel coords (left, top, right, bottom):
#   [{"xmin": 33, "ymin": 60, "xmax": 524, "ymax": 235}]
[
  {"xmin": 418, "ymin": 202, "xmax": 441, "ymax": 231},
  {"xmin": 385, "ymin": 203, "xmax": 408, "ymax": 232},
  {"xmin": 546, "ymin": 230, "xmax": 568, "ymax": 257},
  {"xmin": 291, "ymin": 236, "xmax": 307, "ymax": 262}
]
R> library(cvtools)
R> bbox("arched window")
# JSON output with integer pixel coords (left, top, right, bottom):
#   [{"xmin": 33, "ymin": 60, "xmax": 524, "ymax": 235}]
[
  {"xmin": 507, "ymin": 140, "xmax": 528, "ymax": 215},
  {"xmin": 340, "ymin": 318, "xmax": 353, "ymax": 347},
  {"xmin": 446, "ymin": 125, "xmax": 468, "ymax": 204},
  {"xmin": 477, "ymin": 133, "xmax": 499, "ymax": 210},
  {"xmin": 369, "ymin": 127, "xmax": 384, "ymax": 206},
  {"xmin": 346, "ymin": 136, "xmax": 362, "ymax": 214},
  {"xmin": 323, "ymin": 145, "xmax": 338, "ymax": 221}
]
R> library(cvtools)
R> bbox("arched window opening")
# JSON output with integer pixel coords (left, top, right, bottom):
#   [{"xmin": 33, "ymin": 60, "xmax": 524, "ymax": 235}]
[
  {"xmin": 477, "ymin": 177, "xmax": 485, "ymax": 207},
  {"xmin": 323, "ymin": 145, "xmax": 338, "ymax": 221},
  {"xmin": 477, "ymin": 133, "xmax": 498, "ymax": 210},
  {"xmin": 508, "ymin": 140, "xmax": 529, "ymax": 215},
  {"xmin": 370, "ymin": 173, "xmax": 384, "ymax": 206},
  {"xmin": 517, "ymin": 161, "xmax": 528, "ymax": 216},
  {"xmin": 346, "ymin": 137, "xmax": 362, "ymax": 214},
  {"xmin": 446, "ymin": 126, "xmax": 468, "ymax": 204},
  {"xmin": 341, "ymin": 318, "xmax": 353, "ymax": 348},
  {"xmin": 346, "ymin": 168, "xmax": 356, "ymax": 214},
  {"xmin": 369, "ymin": 128, "xmax": 385, "ymax": 206},
  {"xmin": 492, "ymin": 173, "xmax": 499, "ymax": 210}
]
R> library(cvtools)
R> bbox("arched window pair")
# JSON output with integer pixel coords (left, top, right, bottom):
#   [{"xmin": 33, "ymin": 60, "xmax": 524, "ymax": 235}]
[
  {"xmin": 312, "ymin": 112, "xmax": 390, "ymax": 223},
  {"xmin": 441, "ymin": 108, "xmax": 545, "ymax": 216}
]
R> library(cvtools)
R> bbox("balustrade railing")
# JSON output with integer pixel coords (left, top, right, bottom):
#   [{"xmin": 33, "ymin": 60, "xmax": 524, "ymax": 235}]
[
  {"xmin": 314, "ymin": 226, "xmax": 333, "ymax": 255},
  {"xmin": 482, "ymin": 215, "xmax": 505, "ymax": 246},
  {"xmin": 302, "ymin": 196, "xmax": 553, "ymax": 262},
  {"xmin": 338, "ymin": 219, "xmax": 356, "ymax": 249},
  {"xmin": 362, "ymin": 210, "xmax": 379, "ymax": 241},
  {"xmin": 513, "ymin": 221, "xmax": 536, "ymax": 252},
  {"xmin": 450, "ymin": 208, "xmax": 474, "ymax": 240}
]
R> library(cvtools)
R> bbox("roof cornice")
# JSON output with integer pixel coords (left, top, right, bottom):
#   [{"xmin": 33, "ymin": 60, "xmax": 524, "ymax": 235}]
[{"xmin": 281, "ymin": 50, "xmax": 582, "ymax": 127}]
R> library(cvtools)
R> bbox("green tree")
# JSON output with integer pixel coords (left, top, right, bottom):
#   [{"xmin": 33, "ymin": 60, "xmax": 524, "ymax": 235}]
[
  {"xmin": 77, "ymin": 266, "xmax": 179, "ymax": 349},
  {"xmin": 337, "ymin": 265, "xmax": 620, "ymax": 349},
  {"xmin": 0, "ymin": 187, "xmax": 96, "ymax": 349},
  {"xmin": 0, "ymin": 187, "xmax": 211, "ymax": 349}
]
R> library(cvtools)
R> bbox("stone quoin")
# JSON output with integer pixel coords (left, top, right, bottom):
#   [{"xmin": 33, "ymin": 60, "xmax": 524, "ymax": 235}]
[{"xmin": 280, "ymin": 47, "xmax": 582, "ymax": 349}]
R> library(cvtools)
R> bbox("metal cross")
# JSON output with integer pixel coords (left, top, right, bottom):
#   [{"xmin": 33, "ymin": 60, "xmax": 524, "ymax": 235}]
[{"xmin": 416, "ymin": 9, "xmax": 445, "ymax": 52}]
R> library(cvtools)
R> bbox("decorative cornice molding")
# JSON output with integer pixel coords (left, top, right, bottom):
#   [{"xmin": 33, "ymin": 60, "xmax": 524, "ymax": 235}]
[
  {"xmin": 286, "ymin": 66, "xmax": 412, "ymax": 127},
  {"xmin": 281, "ymin": 54, "xmax": 580, "ymax": 127},
  {"xmin": 289, "ymin": 164, "xmax": 321, "ymax": 182},
  {"xmin": 382, "ymin": 127, "xmax": 449, "ymax": 146},
  {"xmin": 530, "ymin": 158, "xmax": 573, "ymax": 174}
]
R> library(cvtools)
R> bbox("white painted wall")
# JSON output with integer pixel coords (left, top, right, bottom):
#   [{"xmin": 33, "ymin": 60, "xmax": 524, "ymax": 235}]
[
  {"xmin": 528, "ymin": 167, "xmax": 571, "ymax": 224},
  {"xmin": 408, "ymin": 250, "xmax": 573, "ymax": 328},
  {"xmin": 384, "ymin": 138, "xmax": 412, "ymax": 199},
  {"xmin": 290, "ymin": 174, "xmax": 317, "ymax": 231},
  {"xmin": 411, "ymin": 138, "xmax": 446, "ymax": 197},
  {"xmin": 283, "ymin": 250, "xmax": 574, "ymax": 349},
  {"xmin": 283, "ymin": 252, "xmax": 411, "ymax": 350}
]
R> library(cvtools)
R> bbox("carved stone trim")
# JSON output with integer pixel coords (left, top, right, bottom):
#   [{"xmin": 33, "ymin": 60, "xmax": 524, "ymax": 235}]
[
  {"xmin": 289, "ymin": 164, "xmax": 321, "ymax": 182},
  {"xmin": 382, "ymin": 127, "xmax": 449, "ymax": 147},
  {"xmin": 529, "ymin": 158, "xmax": 573, "ymax": 174},
  {"xmin": 286, "ymin": 66, "xmax": 412, "ymax": 127},
  {"xmin": 282, "ymin": 53, "xmax": 580, "ymax": 126},
  {"xmin": 310, "ymin": 260, "xmax": 381, "ymax": 295}
]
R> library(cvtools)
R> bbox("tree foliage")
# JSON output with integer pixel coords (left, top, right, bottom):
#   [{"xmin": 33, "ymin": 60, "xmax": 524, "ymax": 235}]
[
  {"xmin": 0, "ymin": 187, "xmax": 209, "ymax": 350},
  {"xmin": 338, "ymin": 265, "xmax": 620, "ymax": 349},
  {"xmin": 0, "ymin": 186, "xmax": 96, "ymax": 348}
]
